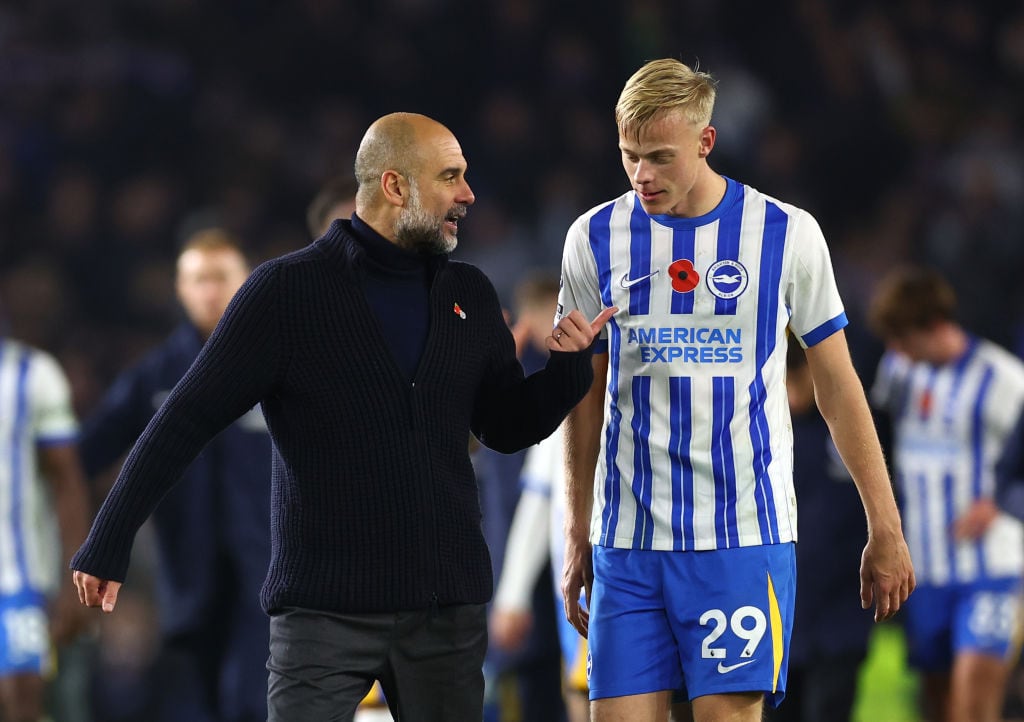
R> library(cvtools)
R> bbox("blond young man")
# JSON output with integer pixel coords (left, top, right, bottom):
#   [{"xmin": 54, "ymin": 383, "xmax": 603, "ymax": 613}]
[{"xmin": 557, "ymin": 58, "xmax": 915, "ymax": 722}]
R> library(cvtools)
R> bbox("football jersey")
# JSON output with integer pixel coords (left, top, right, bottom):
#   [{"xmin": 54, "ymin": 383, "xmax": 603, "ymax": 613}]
[
  {"xmin": 0, "ymin": 338, "xmax": 78, "ymax": 596},
  {"xmin": 520, "ymin": 425, "xmax": 567, "ymax": 572},
  {"xmin": 493, "ymin": 426, "xmax": 567, "ymax": 613},
  {"xmin": 556, "ymin": 178, "xmax": 847, "ymax": 552},
  {"xmin": 871, "ymin": 338, "xmax": 1024, "ymax": 585}
]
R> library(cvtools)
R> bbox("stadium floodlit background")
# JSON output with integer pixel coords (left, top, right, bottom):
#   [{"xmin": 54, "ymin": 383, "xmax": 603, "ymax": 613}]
[{"xmin": 2, "ymin": 1, "xmax": 1024, "ymax": 720}]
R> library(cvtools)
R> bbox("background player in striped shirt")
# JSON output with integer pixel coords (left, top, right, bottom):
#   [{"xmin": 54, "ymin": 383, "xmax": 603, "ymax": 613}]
[
  {"xmin": 492, "ymin": 423, "xmax": 590, "ymax": 722},
  {"xmin": 489, "ymin": 273, "xmax": 588, "ymax": 722},
  {"xmin": 869, "ymin": 267, "xmax": 1024, "ymax": 722},
  {"xmin": 0, "ymin": 318, "xmax": 91, "ymax": 722},
  {"xmin": 557, "ymin": 58, "xmax": 915, "ymax": 722}
]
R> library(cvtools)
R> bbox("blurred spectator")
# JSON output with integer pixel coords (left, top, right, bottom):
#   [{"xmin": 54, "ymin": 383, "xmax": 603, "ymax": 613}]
[
  {"xmin": 77, "ymin": 228, "xmax": 272, "ymax": 722},
  {"xmin": 306, "ymin": 174, "xmax": 358, "ymax": 238}
]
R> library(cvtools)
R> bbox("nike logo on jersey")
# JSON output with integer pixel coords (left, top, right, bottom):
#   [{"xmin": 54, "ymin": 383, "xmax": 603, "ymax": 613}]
[
  {"xmin": 717, "ymin": 659, "xmax": 756, "ymax": 674},
  {"xmin": 620, "ymin": 270, "xmax": 660, "ymax": 289}
]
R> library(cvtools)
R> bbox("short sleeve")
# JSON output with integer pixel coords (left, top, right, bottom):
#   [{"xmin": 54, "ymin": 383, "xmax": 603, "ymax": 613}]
[
  {"xmin": 785, "ymin": 211, "xmax": 847, "ymax": 348},
  {"xmin": 29, "ymin": 351, "xmax": 78, "ymax": 445},
  {"xmin": 557, "ymin": 215, "xmax": 607, "ymax": 352},
  {"xmin": 984, "ymin": 357, "xmax": 1024, "ymax": 439}
]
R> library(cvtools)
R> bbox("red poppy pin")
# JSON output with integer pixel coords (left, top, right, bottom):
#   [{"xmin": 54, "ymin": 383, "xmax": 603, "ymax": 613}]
[
  {"xmin": 668, "ymin": 259, "xmax": 700, "ymax": 293},
  {"xmin": 919, "ymin": 389, "xmax": 932, "ymax": 417}
]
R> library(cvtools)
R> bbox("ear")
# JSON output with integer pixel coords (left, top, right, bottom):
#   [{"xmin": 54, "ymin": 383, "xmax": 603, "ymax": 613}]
[
  {"xmin": 380, "ymin": 170, "xmax": 408, "ymax": 207},
  {"xmin": 698, "ymin": 125, "xmax": 716, "ymax": 158}
]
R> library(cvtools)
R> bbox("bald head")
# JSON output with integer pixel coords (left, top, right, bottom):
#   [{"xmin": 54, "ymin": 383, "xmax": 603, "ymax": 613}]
[
  {"xmin": 351, "ymin": 112, "xmax": 475, "ymax": 253},
  {"xmin": 354, "ymin": 113, "xmax": 450, "ymax": 209}
]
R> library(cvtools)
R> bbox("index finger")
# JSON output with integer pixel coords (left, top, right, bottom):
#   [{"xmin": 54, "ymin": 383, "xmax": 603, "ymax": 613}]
[{"xmin": 589, "ymin": 306, "xmax": 618, "ymax": 334}]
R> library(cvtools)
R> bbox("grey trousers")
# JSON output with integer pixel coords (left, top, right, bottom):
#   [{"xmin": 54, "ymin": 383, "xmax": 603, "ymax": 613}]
[{"xmin": 267, "ymin": 604, "xmax": 487, "ymax": 722}]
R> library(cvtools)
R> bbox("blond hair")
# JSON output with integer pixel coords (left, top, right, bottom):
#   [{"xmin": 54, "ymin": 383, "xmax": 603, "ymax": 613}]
[{"xmin": 615, "ymin": 58, "xmax": 717, "ymax": 142}]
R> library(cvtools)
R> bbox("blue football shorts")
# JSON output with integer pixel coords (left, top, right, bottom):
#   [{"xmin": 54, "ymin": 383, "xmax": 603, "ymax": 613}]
[
  {"xmin": 903, "ymin": 576, "xmax": 1023, "ymax": 672},
  {"xmin": 587, "ymin": 543, "xmax": 795, "ymax": 708},
  {"xmin": 0, "ymin": 589, "xmax": 52, "ymax": 675}
]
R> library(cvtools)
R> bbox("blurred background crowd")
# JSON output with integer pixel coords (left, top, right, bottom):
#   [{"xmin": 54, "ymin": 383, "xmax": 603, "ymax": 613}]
[{"xmin": 3, "ymin": 0, "xmax": 1024, "ymax": 720}]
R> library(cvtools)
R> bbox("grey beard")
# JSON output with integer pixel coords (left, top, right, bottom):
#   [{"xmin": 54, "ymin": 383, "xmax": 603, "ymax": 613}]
[{"xmin": 394, "ymin": 207, "xmax": 457, "ymax": 256}]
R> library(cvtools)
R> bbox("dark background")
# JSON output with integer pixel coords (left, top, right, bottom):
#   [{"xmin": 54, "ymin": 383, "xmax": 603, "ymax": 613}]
[{"xmin": 3, "ymin": 1, "xmax": 1023, "ymax": 718}]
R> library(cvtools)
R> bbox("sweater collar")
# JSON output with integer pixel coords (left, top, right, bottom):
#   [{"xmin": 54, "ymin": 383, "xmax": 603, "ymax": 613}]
[
  {"xmin": 321, "ymin": 216, "xmax": 449, "ymax": 274},
  {"xmin": 351, "ymin": 214, "xmax": 427, "ymax": 272}
]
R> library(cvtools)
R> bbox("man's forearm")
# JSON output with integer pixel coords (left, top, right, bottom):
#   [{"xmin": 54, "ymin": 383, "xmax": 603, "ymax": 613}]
[
  {"xmin": 817, "ymin": 370, "xmax": 903, "ymax": 534},
  {"xmin": 807, "ymin": 332, "xmax": 904, "ymax": 535}
]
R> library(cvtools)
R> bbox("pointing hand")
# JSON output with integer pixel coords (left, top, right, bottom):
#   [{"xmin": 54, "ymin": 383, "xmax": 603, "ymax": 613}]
[{"xmin": 547, "ymin": 307, "xmax": 618, "ymax": 353}]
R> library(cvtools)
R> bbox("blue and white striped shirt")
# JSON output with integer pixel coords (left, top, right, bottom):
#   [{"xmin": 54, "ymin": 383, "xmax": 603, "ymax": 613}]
[
  {"xmin": 0, "ymin": 338, "xmax": 78, "ymax": 596},
  {"xmin": 872, "ymin": 339, "xmax": 1024, "ymax": 585},
  {"xmin": 557, "ymin": 178, "xmax": 846, "ymax": 551}
]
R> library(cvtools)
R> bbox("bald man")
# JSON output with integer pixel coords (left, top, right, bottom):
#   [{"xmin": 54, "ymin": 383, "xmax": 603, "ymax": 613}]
[{"xmin": 70, "ymin": 113, "xmax": 616, "ymax": 721}]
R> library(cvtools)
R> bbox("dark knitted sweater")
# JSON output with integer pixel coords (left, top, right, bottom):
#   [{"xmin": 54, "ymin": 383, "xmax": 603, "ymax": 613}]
[{"xmin": 71, "ymin": 221, "xmax": 594, "ymax": 614}]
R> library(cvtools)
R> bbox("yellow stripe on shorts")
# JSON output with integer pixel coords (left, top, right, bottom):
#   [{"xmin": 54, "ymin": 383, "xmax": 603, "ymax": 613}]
[
  {"xmin": 567, "ymin": 636, "xmax": 589, "ymax": 693},
  {"xmin": 767, "ymin": 571, "xmax": 783, "ymax": 693}
]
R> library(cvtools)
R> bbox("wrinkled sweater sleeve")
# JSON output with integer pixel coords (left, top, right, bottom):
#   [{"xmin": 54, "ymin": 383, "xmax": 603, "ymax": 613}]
[
  {"xmin": 71, "ymin": 263, "xmax": 283, "ymax": 582},
  {"xmin": 471, "ymin": 274, "xmax": 593, "ymax": 453}
]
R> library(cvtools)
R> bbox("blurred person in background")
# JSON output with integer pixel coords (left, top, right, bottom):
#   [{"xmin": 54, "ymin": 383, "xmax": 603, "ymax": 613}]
[
  {"xmin": 307, "ymin": 175, "xmax": 358, "ymax": 238},
  {"xmin": 487, "ymin": 273, "xmax": 576, "ymax": 722},
  {"xmin": 869, "ymin": 266, "xmax": 1024, "ymax": 722},
  {"xmin": 76, "ymin": 229, "xmax": 272, "ymax": 722},
  {"xmin": 764, "ymin": 343, "xmax": 874, "ymax": 722},
  {"xmin": 558, "ymin": 58, "xmax": 914, "ymax": 722},
  {"xmin": 0, "ymin": 305, "xmax": 92, "ymax": 722},
  {"xmin": 490, "ymin": 421, "xmax": 588, "ymax": 722},
  {"xmin": 71, "ymin": 112, "xmax": 613, "ymax": 721}
]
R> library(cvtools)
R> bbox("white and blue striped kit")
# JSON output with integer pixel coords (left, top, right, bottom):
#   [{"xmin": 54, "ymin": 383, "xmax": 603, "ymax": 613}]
[
  {"xmin": 0, "ymin": 338, "xmax": 78, "ymax": 597},
  {"xmin": 557, "ymin": 177, "xmax": 847, "ymax": 552},
  {"xmin": 872, "ymin": 340, "xmax": 1024, "ymax": 586}
]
